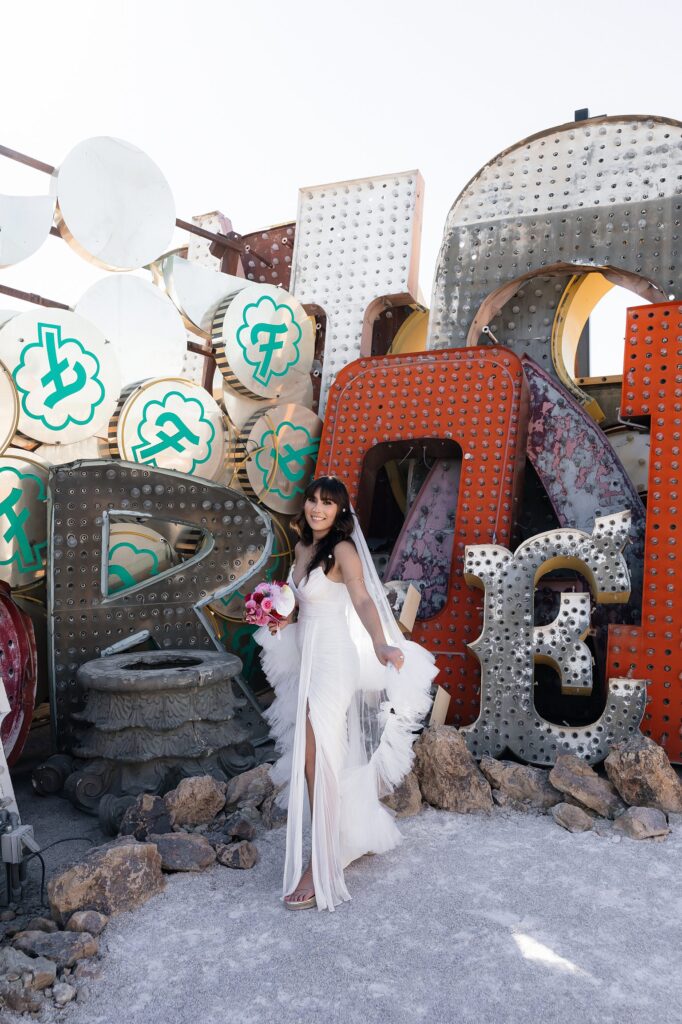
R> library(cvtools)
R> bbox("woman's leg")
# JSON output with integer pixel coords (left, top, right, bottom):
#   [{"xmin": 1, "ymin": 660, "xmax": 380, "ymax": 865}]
[{"xmin": 285, "ymin": 705, "xmax": 316, "ymax": 904}]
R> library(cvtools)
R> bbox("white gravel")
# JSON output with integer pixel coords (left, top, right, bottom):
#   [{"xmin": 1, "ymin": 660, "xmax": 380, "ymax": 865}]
[{"xmin": 6, "ymin": 793, "xmax": 681, "ymax": 1024}]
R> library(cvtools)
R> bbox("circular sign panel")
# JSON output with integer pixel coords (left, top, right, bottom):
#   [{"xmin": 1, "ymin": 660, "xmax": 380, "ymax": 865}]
[
  {"xmin": 0, "ymin": 449, "xmax": 49, "ymax": 587},
  {"xmin": 212, "ymin": 286, "xmax": 314, "ymax": 401},
  {"xmin": 0, "ymin": 309, "xmax": 121, "ymax": 444},
  {"xmin": 113, "ymin": 377, "xmax": 226, "ymax": 481},
  {"xmin": 35, "ymin": 435, "xmax": 111, "ymax": 466},
  {"xmin": 0, "ymin": 359, "xmax": 19, "ymax": 456},
  {"xmin": 107, "ymin": 522, "xmax": 175, "ymax": 596},
  {"xmin": 239, "ymin": 403, "xmax": 322, "ymax": 513},
  {"xmin": 222, "ymin": 374, "xmax": 314, "ymax": 432},
  {"xmin": 75, "ymin": 275, "xmax": 188, "ymax": 387},
  {"xmin": 52, "ymin": 137, "xmax": 175, "ymax": 271},
  {"xmin": 0, "ymin": 193, "xmax": 55, "ymax": 268}
]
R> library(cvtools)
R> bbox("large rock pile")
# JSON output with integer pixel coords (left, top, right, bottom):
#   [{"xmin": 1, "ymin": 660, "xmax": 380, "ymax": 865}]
[
  {"xmin": 412, "ymin": 725, "xmax": 681, "ymax": 842},
  {"xmin": 1, "ymin": 765, "xmax": 284, "ymax": 1016}
]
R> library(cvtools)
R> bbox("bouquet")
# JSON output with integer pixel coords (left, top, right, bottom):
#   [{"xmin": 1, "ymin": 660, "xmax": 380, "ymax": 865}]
[{"xmin": 244, "ymin": 581, "xmax": 296, "ymax": 633}]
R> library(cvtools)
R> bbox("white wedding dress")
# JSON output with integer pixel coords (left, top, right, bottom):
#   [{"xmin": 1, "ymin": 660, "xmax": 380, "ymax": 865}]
[{"xmin": 256, "ymin": 559, "xmax": 437, "ymax": 912}]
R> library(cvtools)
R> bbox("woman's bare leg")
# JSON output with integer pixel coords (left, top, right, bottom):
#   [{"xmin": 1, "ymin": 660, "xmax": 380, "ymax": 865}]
[{"xmin": 285, "ymin": 706, "xmax": 316, "ymax": 904}]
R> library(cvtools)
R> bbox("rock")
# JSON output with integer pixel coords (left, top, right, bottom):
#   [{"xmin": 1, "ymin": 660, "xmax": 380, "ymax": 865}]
[
  {"xmin": 65, "ymin": 911, "xmax": 108, "ymax": 936},
  {"xmin": 381, "ymin": 771, "xmax": 423, "ymax": 818},
  {"xmin": 24, "ymin": 916, "xmax": 59, "ymax": 933},
  {"xmin": 12, "ymin": 930, "xmax": 98, "ymax": 969},
  {"xmin": 53, "ymin": 981, "xmax": 76, "ymax": 1007},
  {"xmin": 413, "ymin": 726, "xmax": 493, "ymax": 813},
  {"xmin": 222, "ymin": 812, "xmax": 258, "ymax": 841},
  {"xmin": 551, "ymin": 802, "xmax": 594, "ymax": 833},
  {"xmin": 73, "ymin": 962, "xmax": 102, "ymax": 982},
  {"xmin": 119, "ymin": 793, "xmax": 173, "ymax": 841},
  {"xmin": 215, "ymin": 841, "xmax": 259, "ymax": 869},
  {"xmin": 479, "ymin": 757, "xmax": 563, "ymax": 811},
  {"xmin": 0, "ymin": 977, "xmax": 43, "ymax": 1013},
  {"xmin": 0, "ymin": 947, "xmax": 56, "ymax": 990},
  {"xmin": 549, "ymin": 755, "xmax": 626, "ymax": 819},
  {"xmin": 77, "ymin": 983, "xmax": 91, "ymax": 1003},
  {"xmin": 605, "ymin": 735, "xmax": 682, "ymax": 814},
  {"xmin": 164, "ymin": 775, "xmax": 226, "ymax": 826},
  {"xmin": 611, "ymin": 806, "xmax": 671, "ymax": 840},
  {"xmin": 47, "ymin": 836, "xmax": 165, "ymax": 925},
  {"xmin": 225, "ymin": 764, "xmax": 274, "ymax": 810},
  {"xmin": 260, "ymin": 792, "xmax": 287, "ymax": 830},
  {"xmin": 150, "ymin": 833, "xmax": 217, "ymax": 872},
  {"xmin": 0, "ymin": 909, "xmax": 16, "ymax": 922}
]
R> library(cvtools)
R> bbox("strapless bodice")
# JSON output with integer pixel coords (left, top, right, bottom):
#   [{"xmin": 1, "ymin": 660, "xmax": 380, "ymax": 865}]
[{"xmin": 289, "ymin": 565, "xmax": 350, "ymax": 620}]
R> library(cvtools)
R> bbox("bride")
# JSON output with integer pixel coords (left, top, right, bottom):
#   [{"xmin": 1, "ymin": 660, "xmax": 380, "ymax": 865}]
[{"xmin": 256, "ymin": 475, "xmax": 437, "ymax": 911}]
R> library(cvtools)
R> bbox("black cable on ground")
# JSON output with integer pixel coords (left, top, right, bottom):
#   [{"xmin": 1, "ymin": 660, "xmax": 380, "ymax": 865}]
[{"xmin": 21, "ymin": 836, "xmax": 96, "ymax": 907}]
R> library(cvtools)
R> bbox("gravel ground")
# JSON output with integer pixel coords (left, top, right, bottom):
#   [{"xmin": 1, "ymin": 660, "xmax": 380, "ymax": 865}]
[{"xmin": 3, "ymin": 752, "xmax": 682, "ymax": 1024}]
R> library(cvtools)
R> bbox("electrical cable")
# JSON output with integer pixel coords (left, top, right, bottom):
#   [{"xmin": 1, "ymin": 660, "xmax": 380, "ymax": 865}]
[{"xmin": 20, "ymin": 837, "xmax": 96, "ymax": 907}]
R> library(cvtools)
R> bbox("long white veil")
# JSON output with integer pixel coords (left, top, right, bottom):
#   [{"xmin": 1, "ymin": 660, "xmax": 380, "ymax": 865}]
[{"xmin": 344, "ymin": 510, "xmax": 436, "ymax": 798}]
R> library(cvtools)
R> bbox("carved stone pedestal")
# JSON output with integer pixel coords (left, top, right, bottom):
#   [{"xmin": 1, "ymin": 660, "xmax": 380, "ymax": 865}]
[{"xmin": 34, "ymin": 651, "xmax": 261, "ymax": 832}]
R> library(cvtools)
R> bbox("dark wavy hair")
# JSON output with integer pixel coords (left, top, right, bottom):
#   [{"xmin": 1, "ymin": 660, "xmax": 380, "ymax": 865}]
[{"xmin": 292, "ymin": 476, "xmax": 355, "ymax": 577}]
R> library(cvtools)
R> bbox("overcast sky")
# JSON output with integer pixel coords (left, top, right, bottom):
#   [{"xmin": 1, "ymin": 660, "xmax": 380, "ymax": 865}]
[{"xmin": 0, "ymin": 0, "xmax": 680, "ymax": 370}]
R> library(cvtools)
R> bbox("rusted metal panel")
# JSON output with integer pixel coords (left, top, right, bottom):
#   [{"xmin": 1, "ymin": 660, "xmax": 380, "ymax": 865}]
[
  {"xmin": 523, "ymin": 356, "xmax": 645, "ymax": 621},
  {"xmin": 317, "ymin": 346, "xmax": 528, "ymax": 725},
  {"xmin": 607, "ymin": 302, "xmax": 682, "ymax": 761}
]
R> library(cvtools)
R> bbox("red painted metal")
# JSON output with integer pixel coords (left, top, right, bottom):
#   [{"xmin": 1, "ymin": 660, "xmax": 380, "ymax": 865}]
[
  {"xmin": 606, "ymin": 302, "xmax": 682, "ymax": 761},
  {"xmin": 317, "ymin": 346, "xmax": 528, "ymax": 724},
  {"xmin": 0, "ymin": 585, "xmax": 38, "ymax": 766}
]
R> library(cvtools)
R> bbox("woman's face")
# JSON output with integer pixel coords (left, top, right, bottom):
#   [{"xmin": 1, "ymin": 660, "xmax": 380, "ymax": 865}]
[{"xmin": 304, "ymin": 489, "xmax": 339, "ymax": 535}]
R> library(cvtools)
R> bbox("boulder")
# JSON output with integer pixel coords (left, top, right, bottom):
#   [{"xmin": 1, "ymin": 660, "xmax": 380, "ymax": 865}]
[
  {"xmin": 23, "ymin": 916, "xmax": 59, "ymax": 934},
  {"xmin": 381, "ymin": 771, "xmax": 423, "ymax": 818},
  {"xmin": 611, "ymin": 806, "xmax": 671, "ymax": 840},
  {"xmin": 260, "ymin": 792, "xmax": 287, "ymax": 830},
  {"xmin": 222, "ymin": 812, "xmax": 257, "ymax": 842},
  {"xmin": 605, "ymin": 735, "xmax": 682, "ymax": 814},
  {"xmin": 551, "ymin": 802, "xmax": 594, "ymax": 833},
  {"xmin": 215, "ymin": 841, "xmax": 259, "ymax": 869},
  {"xmin": 164, "ymin": 776, "xmax": 226, "ymax": 826},
  {"xmin": 480, "ymin": 758, "xmax": 563, "ymax": 812},
  {"xmin": 0, "ymin": 977, "xmax": 43, "ymax": 1013},
  {"xmin": 151, "ymin": 833, "xmax": 217, "ymax": 872},
  {"xmin": 225, "ymin": 764, "xmax": 274, "ymax": 810},
  {"xmin": 549, "ymin": 755, "xmax": 626, "ymax": 819},
  {"xmin": 47, "ymin": 837, "xmax": 165, "ymax": 925},
  {"xmin": 119, "ymin": 794, "xmax": 173, "ymax": 840},
  {"xmin": 53, "ymin": 981, "xmax": 77, "ymax": 1007},
  {"xmin": 0, "ymin": 946, "xmax": 56, "ymax": 990},
  {"xmin": 12, "ymin": 930, "xmax": 98, "ymax": 969},
  {"xmin": 65, "ymin": 911, "xmax": 108, "ymax": 936},
  {"xmin": 413, "ymin": 726, "xmax": 493, "ymax": 813}
]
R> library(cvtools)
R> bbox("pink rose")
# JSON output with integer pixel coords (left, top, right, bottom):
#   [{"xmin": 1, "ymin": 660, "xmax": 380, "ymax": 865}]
[{"xmin": 261, "ymin": 598, "xmax": 273, "ymax": 613}]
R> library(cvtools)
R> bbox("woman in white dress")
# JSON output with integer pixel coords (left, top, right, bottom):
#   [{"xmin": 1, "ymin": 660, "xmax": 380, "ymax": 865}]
[{"xmin": 256, "ymin": 475, "xmax": 437, "ymax": 911}]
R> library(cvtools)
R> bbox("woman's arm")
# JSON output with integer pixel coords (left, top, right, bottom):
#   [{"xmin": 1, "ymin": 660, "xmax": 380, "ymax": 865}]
[{"xmin": 334, "ymin": 541, "xmax": 404, "ymax": 670}]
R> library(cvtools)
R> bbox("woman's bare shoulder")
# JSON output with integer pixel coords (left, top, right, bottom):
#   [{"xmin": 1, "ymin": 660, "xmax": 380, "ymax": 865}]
[{"xmin": 333, "ymin": 539, "xmax": 359, "ymax": 566}]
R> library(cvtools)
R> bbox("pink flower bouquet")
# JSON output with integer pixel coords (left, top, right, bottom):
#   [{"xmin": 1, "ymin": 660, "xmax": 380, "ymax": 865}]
[{"xmin": 244, "ymin": 581, "xmax": 296, "ymax": 631}]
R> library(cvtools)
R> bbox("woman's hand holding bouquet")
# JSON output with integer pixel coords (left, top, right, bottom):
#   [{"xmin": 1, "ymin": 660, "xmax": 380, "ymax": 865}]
[{"xmin": 244, "ymin": 581, "xmax": 296, "ymax": 638}]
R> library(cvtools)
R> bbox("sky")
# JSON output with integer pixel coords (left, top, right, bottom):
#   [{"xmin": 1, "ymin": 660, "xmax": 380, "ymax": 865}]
[{"xmin": 0, "ymin": 0, "xmax": 680, "ymax": 370}]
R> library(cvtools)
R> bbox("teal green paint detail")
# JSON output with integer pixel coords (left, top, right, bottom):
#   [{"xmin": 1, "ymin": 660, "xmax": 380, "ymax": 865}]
[
  {"xmin": 235, "ymin": 295, "xmax": 302, "ymax": 387},
  {"xmin": 131, "ymin": 391, "xmax": 216, "ymax": 473},
  {"xmin": 13, "ymin": 322, "xmax": 105, "ymax": 431},
  {"xmin": 217, "ymin": 621, "xmax": 259, "ymax": 680},
  {"xmin": 254, "ymin": 420, "xmax": 319, "ymax": 500},
  {"xmin": 0, "ymin": 467, "xmax": 47, "ymax": 573},
  {"xmin": 108, "ymin": 541, "xmax": 161, "ymax": 595}
]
